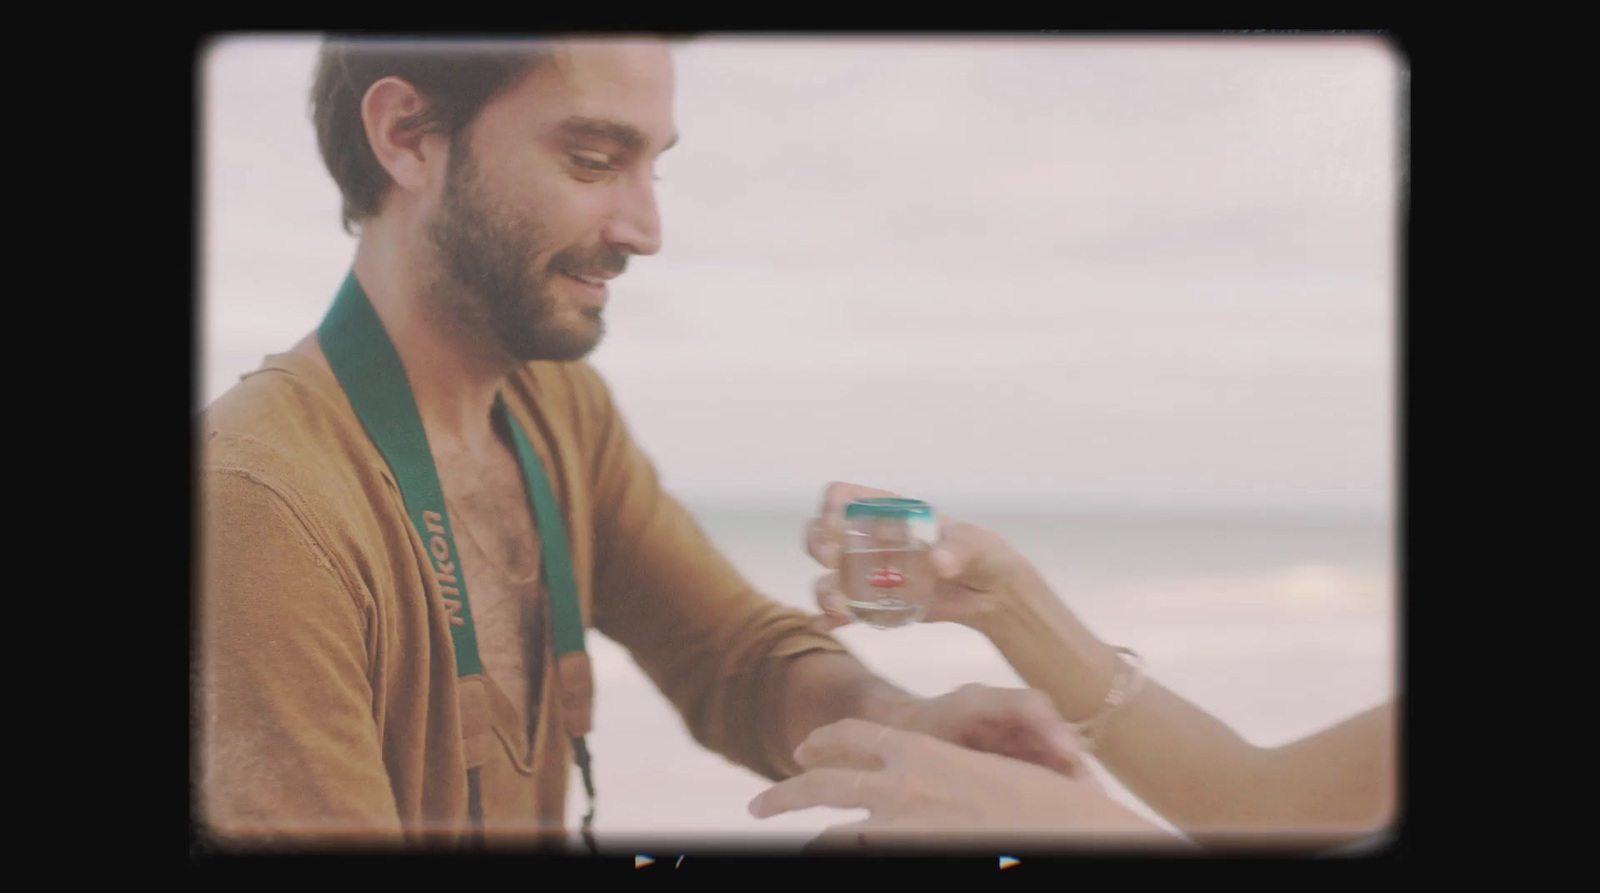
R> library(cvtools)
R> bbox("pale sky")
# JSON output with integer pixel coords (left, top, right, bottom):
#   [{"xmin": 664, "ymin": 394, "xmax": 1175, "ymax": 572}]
[{"xmin": 200, "ymin": 34, "xmax": 1401, "ymax": 516}]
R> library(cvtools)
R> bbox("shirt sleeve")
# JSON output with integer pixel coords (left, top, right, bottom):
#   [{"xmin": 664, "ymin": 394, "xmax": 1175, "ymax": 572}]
[
  {"xmin": 575, "ymin": 372, "xmax": 848, "ymax": 781},
  {"xmin": 199, "ymin": 465, "xmax": 405, "ymax": 846}
]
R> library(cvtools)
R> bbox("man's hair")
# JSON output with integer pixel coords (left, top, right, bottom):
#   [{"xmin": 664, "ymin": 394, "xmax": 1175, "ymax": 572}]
[{"xmin": 310, "ymin": 37, "xmax": 551, "ymax": 234}]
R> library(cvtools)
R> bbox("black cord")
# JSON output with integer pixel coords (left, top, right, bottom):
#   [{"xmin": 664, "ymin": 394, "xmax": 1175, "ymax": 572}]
[
  {"xmin": 573, "ymin": 736, "xmax": 598, "ymax": 855},
  {"xmin": 466, "ymin": 767, "xmax": 486, "ymax": 849}
]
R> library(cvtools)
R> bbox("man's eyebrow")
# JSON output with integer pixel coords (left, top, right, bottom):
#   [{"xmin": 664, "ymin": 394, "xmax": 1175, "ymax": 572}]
[{"xmin": 555, "ymin": 116, "xmax": 679, "ymax": 154}]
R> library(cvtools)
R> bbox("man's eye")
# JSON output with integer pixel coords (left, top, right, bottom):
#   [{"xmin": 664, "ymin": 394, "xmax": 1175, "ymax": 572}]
[{"xmin": 572, "ymin": 154, "xmax": 615, "ymax": 172}]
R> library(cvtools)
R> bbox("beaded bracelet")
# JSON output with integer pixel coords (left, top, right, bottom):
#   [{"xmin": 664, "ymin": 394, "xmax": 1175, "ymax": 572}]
[{"xmin": 1075, "ymin": 646, "xmax": 1146, "ymax": 752}]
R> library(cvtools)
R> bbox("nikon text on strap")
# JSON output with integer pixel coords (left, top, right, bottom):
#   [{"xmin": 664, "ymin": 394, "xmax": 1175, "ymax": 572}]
[{"xmin": 317, "ymin": 270, "xmax": 598, "ymax": 853}]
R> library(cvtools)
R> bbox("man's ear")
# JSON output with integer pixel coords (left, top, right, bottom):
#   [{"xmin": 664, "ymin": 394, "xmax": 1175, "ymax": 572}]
[{"xmin": 360, "ymin": 76, "xmax": 447, "ymax": 199}]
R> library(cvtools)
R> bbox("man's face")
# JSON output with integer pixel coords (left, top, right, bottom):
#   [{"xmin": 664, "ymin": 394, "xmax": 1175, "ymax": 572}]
[{"xmin": 426, "ymin": 40, "xmax": 676, "ymax": 363}]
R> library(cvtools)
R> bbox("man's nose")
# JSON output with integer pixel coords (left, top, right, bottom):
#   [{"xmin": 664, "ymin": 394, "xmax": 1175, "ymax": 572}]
[{"xmin": 603, "ymin": 172, "xmax": 663, "ymax": 257}]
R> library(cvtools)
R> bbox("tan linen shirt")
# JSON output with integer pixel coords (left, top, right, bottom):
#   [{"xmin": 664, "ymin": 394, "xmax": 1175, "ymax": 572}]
[{"xmin": 198, "ymin": 351, "xmax": 846, "ymax": 848}]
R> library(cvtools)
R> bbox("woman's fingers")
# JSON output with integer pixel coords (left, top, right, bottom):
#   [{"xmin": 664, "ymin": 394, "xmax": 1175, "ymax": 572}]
[
  {"xmin": 812, "ymin": 572, "xmax": 852, "ymax": 630},
  {"xmin": 793, "ymin": 718, "xmax": 909, "ymax": 771},
  {"xmin": 928, "ymin": 522, "xmax": 1016, "ymax": 591},
  {"xmin": 806, "ymin": 482, "xmax": 905, "ymax": 568},
  {"xmin": 804, "ymin": 517, "xmax": 843, "ymax": 570},
  {"xmin": 800, "ymin": 817, "xmax": 875, "ymax": 854},
  {"xmin": 751, "ymin": 720, "xmax": 923, "ymax": 817},
  {"xmin": 748, "ymin": 767, "xmax": 886, "ymax": 818}
]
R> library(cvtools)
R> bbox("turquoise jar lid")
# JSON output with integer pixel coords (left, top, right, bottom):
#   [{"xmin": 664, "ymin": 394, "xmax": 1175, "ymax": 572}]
[{"xmin": 844, "ymin": 497, "xmax": 935, "ymax": 520}]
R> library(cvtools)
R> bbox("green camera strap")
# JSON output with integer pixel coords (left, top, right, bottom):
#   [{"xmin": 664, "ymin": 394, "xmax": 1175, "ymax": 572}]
[{"xmin": 317, "ymin": 270, "xmax": 596, "ymax": 853}]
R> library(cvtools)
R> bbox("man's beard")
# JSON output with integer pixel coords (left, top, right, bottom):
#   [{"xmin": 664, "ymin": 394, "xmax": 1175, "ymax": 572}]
[{"xmin": 425, "ymin": 140, "xmax": 621, "ymax": 364}]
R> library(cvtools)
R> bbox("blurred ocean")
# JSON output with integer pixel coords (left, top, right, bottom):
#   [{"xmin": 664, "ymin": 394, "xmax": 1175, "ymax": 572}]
[{"xmin": 577, "ymin": 502, "xmax": 1395, "ymax": 848}]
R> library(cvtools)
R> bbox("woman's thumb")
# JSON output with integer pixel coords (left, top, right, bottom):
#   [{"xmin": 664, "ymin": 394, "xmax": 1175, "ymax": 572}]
[{"xmin": 929, "ymin": 523, "xmax": 1009, "ymax": 590}]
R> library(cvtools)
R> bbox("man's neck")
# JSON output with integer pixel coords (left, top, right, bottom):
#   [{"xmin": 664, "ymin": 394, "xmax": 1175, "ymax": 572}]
[{"xmin": 311, "ymin": 231, "xmax": 517, "ymax": 460}]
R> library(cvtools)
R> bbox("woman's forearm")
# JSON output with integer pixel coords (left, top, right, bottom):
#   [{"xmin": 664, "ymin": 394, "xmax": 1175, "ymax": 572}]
[{"xmin": 968, "ymin": 563, "xmax": 1310, "ymax": 844}]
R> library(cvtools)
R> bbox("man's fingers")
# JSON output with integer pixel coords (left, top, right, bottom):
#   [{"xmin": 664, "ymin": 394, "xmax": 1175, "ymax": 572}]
[
  {"xmin": 1006, "ymin": 687, "xmax": 1078, "ymax": 749},
  {"xmin": 1008, "ymin": 716, "xmax": 1093, "ymax": 780},
  {"xmin": 1019, "ymin": 726, "xmax": 1095, "ymax": 780},
  {"xmin": 748, "ymin": 768, "xmax": 884, "ymax": 817},
  {"xmin": 938, "ymin": 685, "xmax": 1095, "ymax": 779},
  {"xmin": 1003, "ymin": 689, "xmax": 1094, "ymax": 778},
  {"xmin": 1040, "ymin": 720, "xmax": 1094, "ymax": 779}
]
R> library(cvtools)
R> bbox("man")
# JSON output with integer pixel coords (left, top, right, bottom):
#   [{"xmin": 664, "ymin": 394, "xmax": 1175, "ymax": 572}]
[{"xmin": 199, "ymin": 36, "xmax": 1089, "ymax": 850}]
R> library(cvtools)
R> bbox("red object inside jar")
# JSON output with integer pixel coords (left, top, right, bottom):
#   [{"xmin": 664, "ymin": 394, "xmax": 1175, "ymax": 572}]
[{"xmin": 868, "ymin": 568, "xmax": 905, "ymax": 588}]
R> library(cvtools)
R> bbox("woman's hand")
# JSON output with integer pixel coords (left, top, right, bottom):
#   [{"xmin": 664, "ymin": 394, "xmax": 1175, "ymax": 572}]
[
  {"xmin": 804, "ymin": 481, "xmax": 1035, "ymax": 631},
  {"xmin": 749, "ymin": 718, "xmax": 1186, "ymax": 851}
]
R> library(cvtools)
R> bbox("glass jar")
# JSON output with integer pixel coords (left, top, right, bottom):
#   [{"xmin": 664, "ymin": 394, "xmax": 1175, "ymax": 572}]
[{"xmin": 840, "ymin": 498, "xmax": 939, "ymax": 629}]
